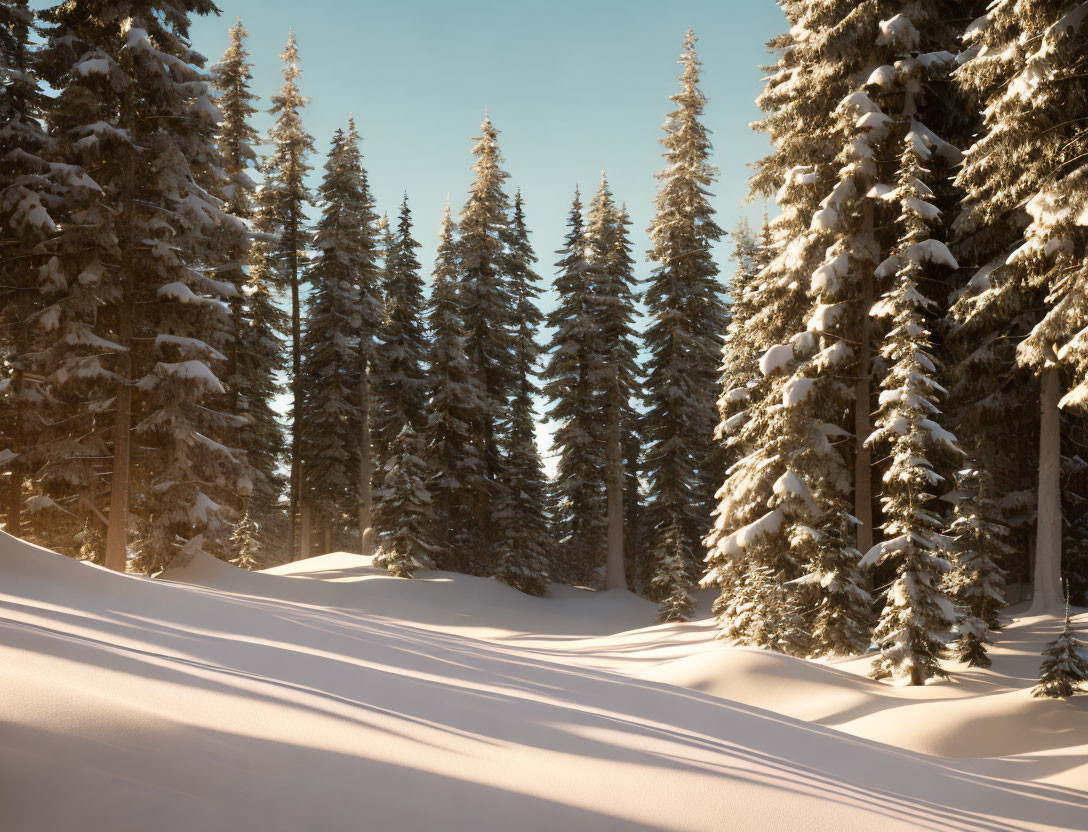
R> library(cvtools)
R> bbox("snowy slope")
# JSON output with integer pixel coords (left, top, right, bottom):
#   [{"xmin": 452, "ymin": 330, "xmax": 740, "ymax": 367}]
[{"xmin": 1, "ymin": 533, "xmax": 1086, "ymax": 832}]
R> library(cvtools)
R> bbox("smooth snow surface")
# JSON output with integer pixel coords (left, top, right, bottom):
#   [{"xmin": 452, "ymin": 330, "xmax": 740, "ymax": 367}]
[{"xmin": 2, "ymin": 533, "xmax": 1087, "ymax": 831}]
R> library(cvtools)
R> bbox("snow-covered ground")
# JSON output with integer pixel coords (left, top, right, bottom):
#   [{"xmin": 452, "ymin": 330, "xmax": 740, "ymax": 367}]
[{"xmin": 1, "ymin": 532, "xmax": 1086, "ymax": 831}]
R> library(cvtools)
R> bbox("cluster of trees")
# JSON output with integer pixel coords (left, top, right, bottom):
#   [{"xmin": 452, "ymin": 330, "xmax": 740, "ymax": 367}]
[
  {"xmin": 709, "ymin": 0, "xmax": 1088, "ymax": 688},
  {"xmin": 0, "ymin": 4, "xmax": 726, "ymax": 611}
]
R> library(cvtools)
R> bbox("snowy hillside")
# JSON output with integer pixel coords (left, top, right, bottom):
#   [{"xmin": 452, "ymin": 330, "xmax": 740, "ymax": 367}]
[{"xmin": 1, "ymin": 533, "xmax": 1086, "ymax": 832}]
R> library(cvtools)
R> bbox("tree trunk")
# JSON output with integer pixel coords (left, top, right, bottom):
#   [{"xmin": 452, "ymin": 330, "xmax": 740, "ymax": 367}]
[
  {"xmin": 604, "ymin": 407, "xmax": 627, "ymax": 591},
  {"xmin": 104, "ymin": 303, "xmax": 132, "ymax": 573},
  {"xmin": 299, "ymin": 499, "xmax": 312, "ymax": 560},
  {"xmin": 854, "ymin": 269, "xmax": 874, "ymax": 556},
  {"xmin": 288, "ymin": 206, "xmax": 302, "ymax": 560},
  {"xmin": 358, "ymin": 367, "xmax": 375, "ymax": 557},
  {"xmin": 1030, "ymin": 366, "xmax": 1063, "ymax": 614}
]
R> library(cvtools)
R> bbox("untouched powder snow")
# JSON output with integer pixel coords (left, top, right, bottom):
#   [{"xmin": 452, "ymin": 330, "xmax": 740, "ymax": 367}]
[{"xmin": 1, "ymin": 533, "xmax": 1087, "ymax": 832}]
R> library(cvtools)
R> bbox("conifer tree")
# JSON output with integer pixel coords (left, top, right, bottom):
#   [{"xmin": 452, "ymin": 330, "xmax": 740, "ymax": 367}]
[
  {"xmin": 454, "ymin": 115, "xmax": 518, "ymax": 572},
  {"xmin": 0, "ymin": 0, "xmax": 62, "ymax": 541},
  {"xmin": 38, "ymin": 0, "xmax": 241, "ymax": 573},
  {"xmin": 945, "ymin": 466, "xmax": 1010, "ymax": 668},
  {"xmin": 265, "ymin": 31, "xmax": 314, "ymax": 558},
  {"xmin": 644, "ymin": 29, "xmax": 726, "ymax": 615},
  {"xmin": 585, "ymin": 176, "xmax": 641, "ymax": 592},
  {"xmin": 544, "ymin": 190, "xmax": 606, "ymax": 585},
  {"xmin": 422, "ymin": 202, "xmax": 487, "ymax": 572},
  {"xmin": 298, "ymin": 125, "xmax": 377, "ymax": 547},
  {"xmin": 373, "ymin": 194, "xmax": 428, "ymax": 490},
  {"xmin": 373, "ymin": 424, "xmax": 435, "ymax": 578},
  {"xmin": 702, "ymin": 8, "xmax": 854, "ymax": 655},
  {"xmin": 1032, "ymin": 599, "xmax": 1088, "ymax": 699},
  {"xmin": 862, "ymin": 131, "xmax": 962, "ymax": 686},
  {"xmin": 211, "ymin": 19, "xmax": 285, "ymax": 551},
  {"xmin": 953, "ymin": 0, "xmax": 1088, "ymax": 614},
  {"xmin": 493, "ymin": 190, "xmax": 551, "ymax": 596}
]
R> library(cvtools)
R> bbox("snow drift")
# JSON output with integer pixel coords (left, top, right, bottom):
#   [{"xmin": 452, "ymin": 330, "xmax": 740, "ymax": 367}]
[{"xmin": 1, "ymin": 532, "xmax": 1086, "ymax": 831}]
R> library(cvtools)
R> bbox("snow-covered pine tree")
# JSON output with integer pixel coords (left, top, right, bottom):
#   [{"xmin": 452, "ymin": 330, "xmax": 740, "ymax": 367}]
[
  {"xmin": 264, "ymin": 31, "xmax": 314, "ymax": 558},
  {"xmin": 643, "ymin": 28, "xmax": 727, "ymax": 617},
  {"xmin": 230, "ymin": 502, "xmax": 261, "ymax": 570},
  {"xmin": 37, "ymin": 0, "xmax": 241, "ymax": 573},
  {"xmin": 862, "ymin": 129, "xmax": 963, "ymax": 685},
  {"xmin": 585, "ymin": 175, "xmax": 641, "ymax": 592},
  {"xmin": 493, "ymin": 189, "xmax": 551, "ymax": 596},
  {"xmin": 373, "ymin": 424, "xmax": 435, "ymax": 579},
  {"xmin": 422, "ymin": 201, "xmax": 487, "ymax": 572},
  {"xmin": 210, "ymin": 18, "xmax": 285, "ymax": 548},
  {"xmin": 1032, "ymin": 598, "xmax": 1088, "ymax": 698},
  {"xmin": 953, "ymin": 0, "xmax": 1088, "ymax": 614},
  {"xmin": 0, "ymin": 0, "xmax": 62, "ymax": 541},
  {"xmin": 373, "ymin": 194, "xmax": 428, "ymax": 498},
  {"xmin": 297, "ymin": 125, "xmax": 376, "ymax": 551},
  {"xmin": 703, "ymin": 12, "xmax": 843, "ymax": 654},
  {"xmin": 454, "ymin": 115, "xmax": 518, "ymax": 573},
  {"xmin": 945, "ymin": 466, "xmax": 1010, "ymax": 668},
  {"xmin": 544, "ymin": 189, "xmax": 606, "ymax": 586}
]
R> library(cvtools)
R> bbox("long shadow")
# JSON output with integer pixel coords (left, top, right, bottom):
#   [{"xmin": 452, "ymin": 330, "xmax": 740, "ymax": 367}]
[
  {"xmin": 0, "ymin": 719, "xmax": 665, "ymax": 832},
  {"xmin": 5, "ymin": 579, "xmax": 1088, "ymax": 832}
]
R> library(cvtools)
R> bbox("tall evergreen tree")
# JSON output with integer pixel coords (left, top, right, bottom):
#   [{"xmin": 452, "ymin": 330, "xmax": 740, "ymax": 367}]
[
  {"xmin": 298, "ymin": 125, "xmax": 378, "ymax": 549},
  {"xmin": 0, "ymin": 0, "xmax": 64, "ymax": 542},
  {"xmin": 493, "ymin": 190, "xmax": 551, "ymax": 596},
  {"xmin": 264, "ymin": 31, "xmax": 314, "ymax": 558},
  {"xmin": 545, "ymin": 189, "xmax": 606, "ymax": 585},
  {"xmin": 373, "ymin": 194, "xmax": 428, "ymax": 492},
  {"xmin": 454, "ymin": 115, "xmax": 518, "ymax": 572},
  {"xmin": 585, "ymin": 175, "xmax": 641, "ymax": 592},
  {"xmin": 422, "ymin": 202, "xmax": 487, "ymax": 572},
  {"xmin": 644, "ymin": 29, "xmax": 727, "ymax": 616},
  {"xmin": 37, "ymin": 0, "xmax": 243, "ymax": 573},
  {"xmin": 861, "ymin": 130, "xmax": 962, "ymax": 685},
  {"xmin": 953, "ymin": 0, "xmax": 1088, "ymax": 614},
  {"xmin": 211, "ymin": 19, "xmax": 285, "ymax": 555}
]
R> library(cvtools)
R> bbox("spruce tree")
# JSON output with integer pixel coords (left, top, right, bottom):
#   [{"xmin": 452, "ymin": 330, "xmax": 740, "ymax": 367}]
[
  {"xmin": 373, "ymin": 194, "xmax": 429, "ymax": 493},
  {"xmin": 544, "ymin": 190, "xmax": 606, "ymax": 585},
  {"xmin": 1033, "ymin": 599, "xmax": 1088, "ymax": 699},
  {"xmin": 953, "ymin": 0, "xmax": 1088, "ymax": 614},
  {"xmin": 211, "ymin": 18, "xmax": 285, "ymax": 555},
  {"xmin": 585, "ymin": 176, "xmax": 641, "ymax": 592},
  {"xmin": 265, "ymin": 31, "xmax": 314, "ymax": 558},
  {"xmin": 644, "ymin": 29, "xmax": 726, "ymax": 616},
  {"xmin": 493, "ymin": 190, "xmax": 551, "ymax": 596},
  {"xmin": 38, "ymin": 0, "xmax": 241, "ymax": 573},
  {"xmin": 297, "ymin": 126, "xmax": 376, "ymax": 548},
  {"xmin": 422, "ymin": 201, "xmax": 487, "ymax": 572},
  {"xmin": 0, "ymin": 0, "xmax": 61, "ymax": 541},
  {"xmin": 373, "ymin": 424, "xmax": 436, "ymax": 578},
  {"xmin": 454, "ymin": 115, "xmax": 518, "ymax": 572},
  {"xmin": 945, "ymin": 466, "xmax": 1010, "ymax": 668}
]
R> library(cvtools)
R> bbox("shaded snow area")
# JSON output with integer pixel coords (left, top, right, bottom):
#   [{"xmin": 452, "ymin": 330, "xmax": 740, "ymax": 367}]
[{"xmin": 1, "ymin": 533, "xmax": 1086, "ymax": 831}]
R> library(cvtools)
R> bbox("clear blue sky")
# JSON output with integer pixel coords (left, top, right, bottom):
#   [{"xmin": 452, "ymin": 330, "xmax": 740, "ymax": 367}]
[
  {"xmin": 189, "ymin": 0, "xmax": 787, "ymax": 281},
  {"xmin": 188, "ymin": 1, "xmax": 788, "ymax": 467}
]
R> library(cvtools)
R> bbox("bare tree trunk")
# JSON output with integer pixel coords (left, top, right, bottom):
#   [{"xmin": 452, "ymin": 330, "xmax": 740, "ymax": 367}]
[
  {"xmin": 358, "ymin": 367, "xmax": 374, "ymax": 557},
  {"xmin": 299, "ymin": 499, "xmax": 312, "ymax": 560},
  {"xmin": 604, "ymin": 406, "xmax": 627, "ymax": 591},
  {"xmin": 855, "ymin": 268, "xmax": 874, "ymax": 556},
  {"xmin": 104, "ymin": 303, "xmax": 132, "ymax": 573},
  {"xmin": 1030, "ymin": 366, "xmax": 1063, "ymax": 614},
  {"xmin": 7, "ymin": 333, "xmax": 25, "ymax": 538}
]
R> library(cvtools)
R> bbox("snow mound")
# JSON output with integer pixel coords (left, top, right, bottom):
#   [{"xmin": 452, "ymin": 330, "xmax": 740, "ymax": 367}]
[{"xmin": 2, "ymin": 533, "xmax": 1087, "ymax": 832}]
